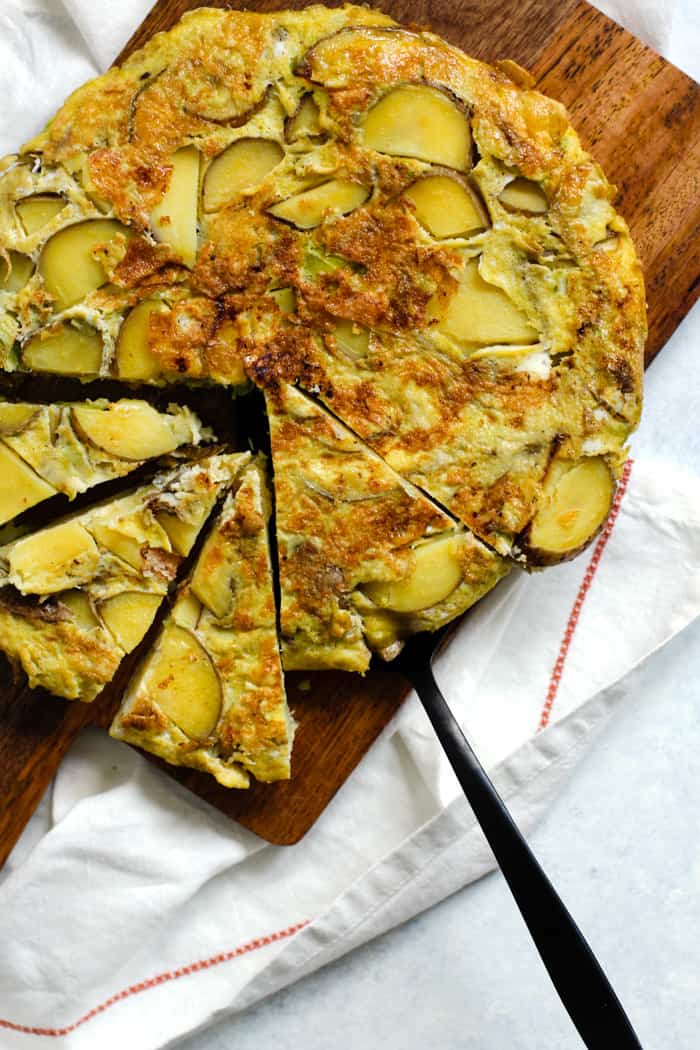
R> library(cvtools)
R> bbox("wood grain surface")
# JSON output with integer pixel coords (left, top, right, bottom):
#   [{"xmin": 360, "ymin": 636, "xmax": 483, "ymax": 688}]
[{"xmin": 1, "ymin": 0, "xmax": 698, "ymax": 862}]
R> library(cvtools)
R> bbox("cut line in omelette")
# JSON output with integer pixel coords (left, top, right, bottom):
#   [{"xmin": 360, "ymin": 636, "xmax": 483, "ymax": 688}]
[
  {"xmin": 0, "ymin": 397, "xmax": 209, "ymax": 527},
  {"xmin": 110, "ymin": 456, "xmax": 294, "ymax": 788},
  {"xmin": 0, "ymin": 451, "xmax": 249, "ymax": 701},
  {"xmin": 266, "ymin": 383, "xmax": 510, "ymax": 673}
]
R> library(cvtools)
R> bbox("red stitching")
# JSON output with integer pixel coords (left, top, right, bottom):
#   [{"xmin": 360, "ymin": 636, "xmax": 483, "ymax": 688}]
[
  {"xmin": 538, "ymin": 459, "xmax": 633, "ymax": 731},
  {"xmin": 0, "ymin": 920, "xmax": 309, "ymax": 1038}
]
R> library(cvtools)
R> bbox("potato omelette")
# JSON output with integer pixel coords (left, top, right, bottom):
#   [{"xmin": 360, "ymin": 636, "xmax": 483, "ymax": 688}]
[{"xmin": 0, "ymin": 5, "xmax": 645, "ymax": 785}]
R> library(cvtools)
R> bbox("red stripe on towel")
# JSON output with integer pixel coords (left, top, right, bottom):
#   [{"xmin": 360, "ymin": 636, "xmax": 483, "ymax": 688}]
[
  {"xmin": 538, "ymin": 459, "xmax": 633, "ymax": 732},
  {"xmin": 0, "ymin": 920, "xmax": 309, "ymax": 1038}
]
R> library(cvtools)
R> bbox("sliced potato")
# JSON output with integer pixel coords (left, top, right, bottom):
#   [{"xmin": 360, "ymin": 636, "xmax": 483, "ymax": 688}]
[
  {"xmin": 269, "ymin": 287, "xmax": 296, "ymax": 313},
  {"xmin": 269, "ymin": 179, "xmax": 369, "ymax": 229},
  {"xmin": 439, "ymin": 260, "xmax": 538, "ymax": 347},
  {"xmin": 60, "ymin": 153, "xmax": 111, "ymax": 213},
  {"xmin": 363, "ymin": 534, "xmax": 464, "ymax": 613},
  {"xmin": 71, "ymin": 401, "xmax": 191, "ymax": 461},
  {"xmin": 60, "ymin": 589, "xmax": 100, "ymax": 631},
  {"xmin": 403, "ymin": 176, "xmax": 487, "ymax": 238},
  {"xmin": 38, "ymin": 219, "xmax": 131, "ymax": 311},
  {"xmin": 0, "ymin": 442, "xmax": 56, "ymax": 524},
  {"xmin": 155, "ymin": 511, "xmax": 200, "ymax": 557},
  {"xmin": 99, "ymin": 591, "xmax": 162, "ymax": 652},
  {"xmin": 499, "ymin": 177, "xmax": 548, "ymax": 214},
  {"xmin": 22, "ymin": 323, "xmax": 103, "ymax": 376},
  {"xmin": 181, "ymin": 80, "xmax": 272, "ymax": 126},
  {"xmin": 150, "ymin": 147, "xmax": 200, "ymax": 267},
  {"xmin": 0, "ymin": 252, "xmax": 34, "ymax": 293},
  {"xmin": 172, "ymin": 589, "xmax": 202, "ymax": 630},
  {"xmin": 286, "ymin": 95, "xmax": 322, "ymax": 141},
  {"xmin": 144, "ymin": 623, "xmax": 222, "ymax": 738},
  {"xmin": 202, "ymin": 138, "xmax": 284, "ymax": 212},
  {"xmin": 332, "ymin": 318, "xmax": 369, "ymax": 358},
  {"xmin": 362, "ymin": 85, "xmax": 471, "ymax": 171},
  {"xmin": 526, "ymin": 457, "xmax": 614, "ymax": 563},
  {"xmin": 191, "ymin": 535, "xmax": 233, "ymax": 620},
  {"xmin": 115, "ymin": 299, "xmax": 169, "ymax": 382},
  {"xmin": 16, "ymin": 195, "xmax": 66, "ymax": 235},
  {"xmin": 8, "ymin": 521, "xmax": 100, "ymax": 594},
  {"xmin": 0, "ymin": 404, "xmax": 40, "ymax": 436}
]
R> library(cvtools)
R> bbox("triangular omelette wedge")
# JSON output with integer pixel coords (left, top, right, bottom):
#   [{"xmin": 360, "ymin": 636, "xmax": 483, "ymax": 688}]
[
  {"xmin": 110, "ymin": 456, "xmax": 293, "ymax": 788},
  {"xmin": 0, "ymin": 451, "xmax": 249, "ymax": 701},
  {"xmin": 266, "ymin": 383, "xmax": 510, "ymax": 672},
  {"xmin": 0, "ymin": 397, "xmax": 210, "ymax": 526}
]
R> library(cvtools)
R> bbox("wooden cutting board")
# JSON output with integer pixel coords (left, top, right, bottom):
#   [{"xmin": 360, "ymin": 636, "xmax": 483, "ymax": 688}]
[{"xmin": 0, "ymin": 0, "xmax": 698, "ymax": 863}]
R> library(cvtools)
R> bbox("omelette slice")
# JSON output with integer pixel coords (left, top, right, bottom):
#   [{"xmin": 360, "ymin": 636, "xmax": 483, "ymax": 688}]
[
  {"xmin": 110, "ymin": 456, "xmax": 294, "ymax": 788},
  {"xmin": 0, "ymin": 450, "xmax": 249, "ymax": 701},
  {"xmin": 0, "ymin": 397, "xmax": 209, "ymax": 526},
  {"xmin": 266, "ymin": 383, "xmax": 509, "ymax": 672}
]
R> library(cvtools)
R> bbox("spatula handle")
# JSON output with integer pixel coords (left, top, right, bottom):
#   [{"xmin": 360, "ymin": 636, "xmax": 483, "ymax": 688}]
[{"xmin": 410, "ymin": 662, "xmax": 642, "ymax": 1049}]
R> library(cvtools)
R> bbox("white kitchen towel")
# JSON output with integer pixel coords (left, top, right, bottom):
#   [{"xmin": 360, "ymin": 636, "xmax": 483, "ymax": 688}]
[{"xmin": 0, "ymin": 2, "xmax": 695, "ymax": 1049}]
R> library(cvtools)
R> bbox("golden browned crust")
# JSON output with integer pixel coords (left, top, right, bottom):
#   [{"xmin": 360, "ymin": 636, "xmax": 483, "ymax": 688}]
[{"xmin": 0, "ymin": 6, "xmax": 645, "ymax": 690}]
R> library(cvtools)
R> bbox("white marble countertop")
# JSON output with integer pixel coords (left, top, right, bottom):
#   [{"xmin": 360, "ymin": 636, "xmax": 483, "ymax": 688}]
[{"xmin": 178, "ymin": 6, "xmax": 700, "ymax": 1049}]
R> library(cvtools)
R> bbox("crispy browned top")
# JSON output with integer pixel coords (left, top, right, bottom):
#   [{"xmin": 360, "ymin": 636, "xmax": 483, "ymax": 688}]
[{"xmin": 0, "ymin": 4, "xmax": 644, "ymax": 559}]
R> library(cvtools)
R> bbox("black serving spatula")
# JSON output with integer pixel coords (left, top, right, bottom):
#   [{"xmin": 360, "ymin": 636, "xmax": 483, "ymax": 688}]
[{"xmin": 391, "ymin": 624, "xmax": 642, "ymax": 1049}]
